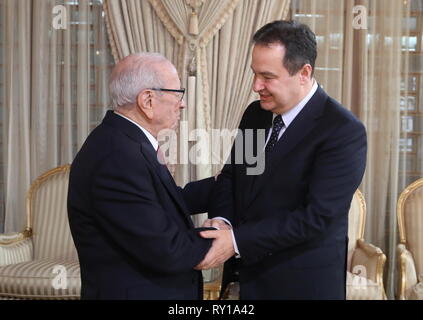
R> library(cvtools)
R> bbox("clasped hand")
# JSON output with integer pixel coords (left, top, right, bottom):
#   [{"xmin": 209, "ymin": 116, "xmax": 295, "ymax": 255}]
[{"xmin": 194, "ymin": 219, "xmax": 235, "ymax": 270}]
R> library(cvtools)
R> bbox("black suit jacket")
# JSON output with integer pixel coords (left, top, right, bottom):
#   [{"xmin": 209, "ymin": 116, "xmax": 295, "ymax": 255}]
[
  {"xmin": 67, "ymin": 111, "xmax": 214, "ymax": 300},
  {"xmin": 210, "ymin": 86, "xmax": 367, "ymax": 299}
]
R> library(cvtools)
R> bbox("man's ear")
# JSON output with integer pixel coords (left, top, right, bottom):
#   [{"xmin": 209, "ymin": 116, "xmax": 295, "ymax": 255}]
[
  {"xmin": 137, "ymin": 90, "xmax": 154, "ymax": 120},
  {"xmin": 299, "ymin": 64, "xmax": 313, "ymax": 84}
]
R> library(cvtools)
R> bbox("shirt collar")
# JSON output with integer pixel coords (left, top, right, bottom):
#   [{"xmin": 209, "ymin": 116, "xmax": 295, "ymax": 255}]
[
  {"xmin": 275, "ymin": 80, "xmax": 318, "ymax": 128},
  {"xmin": 114, "ymin": 111, "xmax": 159, "ymax": 151}
]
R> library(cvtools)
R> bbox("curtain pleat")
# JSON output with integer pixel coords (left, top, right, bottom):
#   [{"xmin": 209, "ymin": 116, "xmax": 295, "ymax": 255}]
[
  {"xmin": 1, "ymin": 0, "xmax": 112, "ymax": 232},
  {"xmin": 293, "ymin": 0, "xmax": 403, "ymax": 299},
  {"xmin": 3, "ymin": 0, "xmax": 32, "ymax": 233}
]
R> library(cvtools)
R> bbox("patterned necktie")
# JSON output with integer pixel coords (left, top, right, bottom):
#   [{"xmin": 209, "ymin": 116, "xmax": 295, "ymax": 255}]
[{"xmin": 265, "ymin": 115, "xmax": 285, "ymax": 153}]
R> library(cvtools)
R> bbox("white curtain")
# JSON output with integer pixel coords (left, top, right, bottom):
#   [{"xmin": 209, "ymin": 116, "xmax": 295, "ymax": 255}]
[
  {"xmin": 292, "ymin": 0, "xmax": 403, "ymax": 299},
  {"xmin": 0, "ymin": 0, "xmax": 112, "ymax": 232},
  {"xmin": 1, "ymin": 0, "xmax": 31, "ymax": 233},
  {"xmin": 206, "ymin": 1, "xmax": 290, "ymax": 174},
  {"xmin": 359, "ymin": 0, "xmax": 402, "ymax": 299}
]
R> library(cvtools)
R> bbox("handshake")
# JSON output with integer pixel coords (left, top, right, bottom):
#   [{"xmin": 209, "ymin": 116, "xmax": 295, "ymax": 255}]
[{"xmin": 193, "ymin": 219, "xmax": 235, "ymax": 270}]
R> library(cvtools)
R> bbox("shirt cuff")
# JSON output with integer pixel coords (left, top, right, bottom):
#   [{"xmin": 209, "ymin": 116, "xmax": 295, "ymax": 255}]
[
  {"xmin": 212, "ymin": 217, "xmax": 240, "ymax": 258},
  {"xmin": 212, "ymin": 217, "xmax": 232, "ymax": 227}
]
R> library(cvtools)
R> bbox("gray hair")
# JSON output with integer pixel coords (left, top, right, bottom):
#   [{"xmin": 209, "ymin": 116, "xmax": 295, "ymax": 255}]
[{"xmin": 109, "ymin": 52, "xmax": 170, "ymax": 109}]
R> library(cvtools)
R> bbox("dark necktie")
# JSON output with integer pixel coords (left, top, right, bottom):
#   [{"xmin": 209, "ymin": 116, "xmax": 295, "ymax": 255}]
[{"xmin": 265, "ymin": 115, "xmax": 284, "ymax": 152}]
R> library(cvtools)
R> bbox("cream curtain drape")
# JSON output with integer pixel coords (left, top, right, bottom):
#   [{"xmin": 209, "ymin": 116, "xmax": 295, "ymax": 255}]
[
  {"xmin": 291, "ymin": 0, "xmax": 348, "ymax": 103},
  {"xmin": 0, "ymin": 0, "xmax": 111, "ymax": 232},
  {"xmin": 104, "ymin": 0, "xmax": 290, "ymax": 184},
  {"xmin": 293, "ymin": 0, "xmax": 403, "ymax": 299},
  {"xmin": 1, "ymin": 0, "xmax": 31, "ymax": 233},
  {"xmin": 207, "ymin": 1, "xmax": 290, "ymax": 174},
  {"xmin": 359, "ymin": 0, "xmax": 402, "ymax": 300},
  {"xmin": 104, "ymin": 0, "xmax": 182, "ymax": 67},
  {"xmin": 147, "ymin": 0, "xmax": 244, "ymax": 182}
]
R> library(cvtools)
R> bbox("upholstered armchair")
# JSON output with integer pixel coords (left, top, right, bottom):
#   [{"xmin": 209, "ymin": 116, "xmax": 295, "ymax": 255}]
[
  {"xmin": 396, "ymin": 178, "xmax": 423, "ymax": 300},
  {"xmin": 346, "ymin": 189, "xmax": 387, "ymax": 300},
  {"xmin": 0, "ymin": 165, "xmax": 80, "ymax": 299}
]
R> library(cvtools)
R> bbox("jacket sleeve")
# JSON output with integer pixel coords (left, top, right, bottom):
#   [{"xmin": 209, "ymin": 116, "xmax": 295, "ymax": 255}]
[
  {"xmin": 208, "ymin": 160, "xmax": 236, "ymax": 222},
  {"xmin": 91, "ymin": 154, "xmax": 212, "ymax": 274},
  {"xmin": 180, "ymin": 177, "xmax": 216, "ymax": 215},
  {"xmin": 207, "ymin": 106, "xmax": 256, "ymax": 223}
]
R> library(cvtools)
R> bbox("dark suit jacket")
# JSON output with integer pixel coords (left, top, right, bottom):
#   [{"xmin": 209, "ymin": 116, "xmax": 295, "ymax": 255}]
[
  {"xmin": 210, "ymin": 86, "xmax": 367, "ymax": 300},
  {"xmin": 67, "ymin": 111, "xmax": 214, "ymax": 300}
]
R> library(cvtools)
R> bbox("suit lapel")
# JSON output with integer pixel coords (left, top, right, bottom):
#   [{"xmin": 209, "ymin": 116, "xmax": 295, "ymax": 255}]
[
  {"xmin": 102, "ymin": 111, "xmax": 193, "ymax": 227},
  {"xmin": 243, "ymin": 86, "xmax": 328, "ymax": 210},
  {"xmin": 238, "ymin": 110, "xmax": 273, "ymax": 210},
  {"xmin": 139, "ymin": 142, "xmax": 193, "ymax": 226}
]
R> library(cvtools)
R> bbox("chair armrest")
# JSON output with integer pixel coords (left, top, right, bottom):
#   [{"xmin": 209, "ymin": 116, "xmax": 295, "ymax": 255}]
[
  {"xmin": 0, "ymin": 228, "xmax": 31, "ymax": 244},
  {"xmin": 0, "ymin": 230, "xmax": 33, "ymax": 266},
  {"xmin": 351, "ymin": 239, "xmax": 386, "ymax": 298},
  {"xmin": 396, "ymin": 243, "xmax": 418, "ymax": 300}
]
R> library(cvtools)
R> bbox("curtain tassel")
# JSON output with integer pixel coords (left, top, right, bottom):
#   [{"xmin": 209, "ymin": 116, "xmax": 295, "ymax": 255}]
[{"xmin": 189, "ymin": 12, "xmax": 199, "ymax": 35}]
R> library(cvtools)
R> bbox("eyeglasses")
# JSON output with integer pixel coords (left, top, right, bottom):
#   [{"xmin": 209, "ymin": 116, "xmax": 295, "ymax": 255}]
[{"xmin": 149, "ymin": 88, "xmax": 185, "ymax": 102}]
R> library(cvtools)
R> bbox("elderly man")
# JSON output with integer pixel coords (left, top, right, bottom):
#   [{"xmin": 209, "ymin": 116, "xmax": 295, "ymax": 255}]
[{"xmin": 67, "ymin": 53, "xmax": 215, "ymax": 300}]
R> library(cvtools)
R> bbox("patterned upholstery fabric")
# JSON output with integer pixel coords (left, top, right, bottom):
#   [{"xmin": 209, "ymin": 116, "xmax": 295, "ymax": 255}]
[
  {"xmin": 397, "ymin": 244, "xmax": 419, "ymax": 299},
  {"xmin": 346, "ymin": 272, "xmax": 384, "ymax": 300},
  {"xmin": 409, "ymin": 275, "xmax": 423, "ymax": 300},
  {"xmin": 350, "ymin": 241, "xmax": 381, "ymax": 282},
  {"xmin": 0, "ymin": 259, "xmax": 80, "ymax": 299},
  {"xmin": 0, "ymin": 165, "xmax": 81, "ymax": 300},
  {"xmin": 31, "ymin": 169, "xmax": 78, "ymax": 261},
  {"xmin": 0, "ymin": 238, "xmax": 33, "ymax": 266},
  {"xmin": 346, "ymin": 191, "xmax": 386, "ymax": 300}
]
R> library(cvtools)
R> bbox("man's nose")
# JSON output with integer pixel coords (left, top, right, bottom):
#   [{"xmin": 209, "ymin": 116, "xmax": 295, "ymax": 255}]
[
  {"xmin": 253, "ymin": 77, "xmax": 264, "ymax": 92},
  {"xmin": 179, "ymin": 98, "xmax": 186, "ymax": 109}
]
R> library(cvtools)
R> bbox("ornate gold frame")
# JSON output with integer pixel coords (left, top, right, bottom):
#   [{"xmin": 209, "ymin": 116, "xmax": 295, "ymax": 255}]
[
  {"xmin": 353, "ymin": 189, "xmax": 387, "ymax": 299},
  {"xmin": 396, "ymin": 177, "xmax": 423, "ymax": 299},
  {"xmin": 0, "ymin": 164, "xmax": 71, "ymax": 246},
  {"xmin": 354, "ymin": 189, "xmax": 366, "ymax": 240},
  {"xmin": 397, "ymin": 177, "xmax": 423, "ymax": 244}
]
